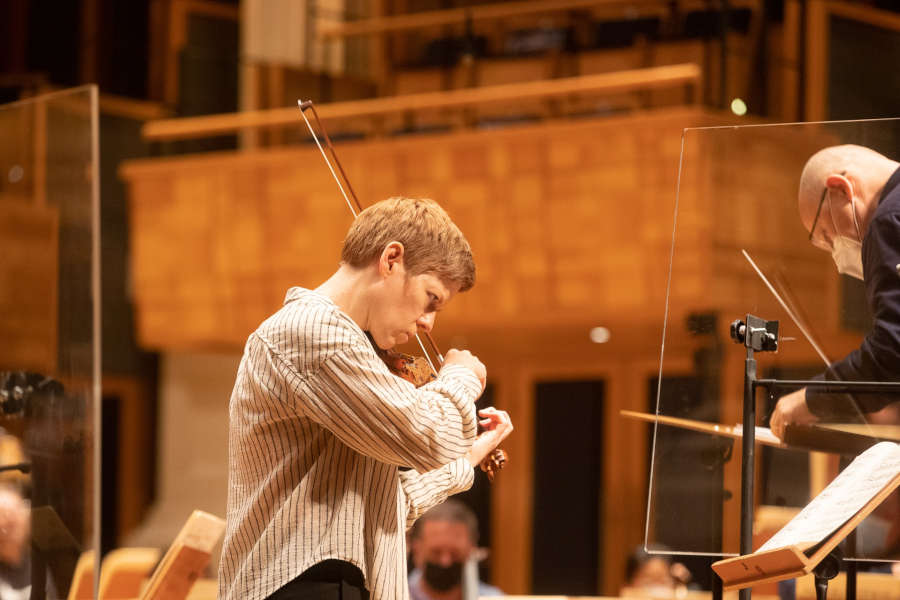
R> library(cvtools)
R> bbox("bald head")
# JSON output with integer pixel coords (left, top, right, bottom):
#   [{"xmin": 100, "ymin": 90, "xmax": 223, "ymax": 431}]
[{"xmin": 798, "ymin": 145, "xmax": 899, "ymax": 233}]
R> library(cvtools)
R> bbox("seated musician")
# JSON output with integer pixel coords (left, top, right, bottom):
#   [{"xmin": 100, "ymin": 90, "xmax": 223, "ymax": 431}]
[
  {"xmin": 408, "ymin": 499, "xmax": 502, "ymax": 600},
  {"xmin": 218, "ymin": 197, "xmax": 513, "ymax": 600},
  {"xmin": 620, "ymin": 545, "xmax": 691, "ymax": 598},
  {"xmin": 0, "ymin": 483, "xmax": 31, "ymax": 600},
  {"xmin": 770, "ymin": 145, "xmax": 900, "ymax": 438}
]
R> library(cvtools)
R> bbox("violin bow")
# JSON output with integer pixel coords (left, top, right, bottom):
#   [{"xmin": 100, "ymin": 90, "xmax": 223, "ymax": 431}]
[
  {"xmin": 298, "ymin": 100, "xmax": 508, "ymax": 481},
  {"xmin": 297, "ymin": 100, "xmax": 444, "ymax": 373}
]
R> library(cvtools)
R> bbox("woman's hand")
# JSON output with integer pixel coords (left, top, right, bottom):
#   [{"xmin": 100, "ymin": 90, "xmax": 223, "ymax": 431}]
[{"xmin": 465, "ymin": 407, "xmax": 513, "ymax": 467}]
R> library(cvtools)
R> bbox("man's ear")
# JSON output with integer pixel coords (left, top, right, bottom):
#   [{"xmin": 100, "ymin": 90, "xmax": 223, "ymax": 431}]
[
  {"xmin": 378, "ymin": 241, "xmax": 405, "ymax": 277},
  {"xmin": 409, "ymin": 537, "xmax": 423, "ymax": 566},
  {"xmin": 825, "ymin": 172, "xmax": 853, "ymax": 200}
]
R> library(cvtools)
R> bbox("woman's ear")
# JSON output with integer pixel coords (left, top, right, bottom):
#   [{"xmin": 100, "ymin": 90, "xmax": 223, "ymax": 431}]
[{"xmin": 379, "ymin": 241, "xmax": 405, "ymax": 276}]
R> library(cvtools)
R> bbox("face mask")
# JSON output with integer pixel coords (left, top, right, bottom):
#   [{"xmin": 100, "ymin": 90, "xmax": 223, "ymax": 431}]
[
  {"xmin": 828, "ymin": 190, "xmax": 864, "ymax": 280},
  {"xmin": 423, "ymin": 561, "xmax": 463, "ymax": 591},
  {"xmin": 831, "ymin": 236, "xmax": 863, "ymax": 280}
]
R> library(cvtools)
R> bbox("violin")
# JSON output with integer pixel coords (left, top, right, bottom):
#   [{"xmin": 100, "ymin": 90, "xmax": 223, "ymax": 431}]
[
  {"xmin": 298, "ymin": 100, "xmax": 508, "ymax": 481},
  {"xmin": 368, "ymin": 337, "xmax": 509, "ymax": 481}
]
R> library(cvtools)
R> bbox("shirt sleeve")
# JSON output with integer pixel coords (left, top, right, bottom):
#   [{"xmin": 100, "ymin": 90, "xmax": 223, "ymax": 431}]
[
  {"xmin": 807, "ymin": 211, "xmax": 900, "ymax": 419},
  {"xmin": 398, "ymin": 457, "xmax": 475, "ymax": 531},
  {"xmin": 256, "ymin": 332, "xmax": 481, "ymax": 472}
]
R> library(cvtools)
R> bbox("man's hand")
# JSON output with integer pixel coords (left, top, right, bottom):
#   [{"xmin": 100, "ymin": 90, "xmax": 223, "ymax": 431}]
[
  {"xmin": 466, "ymin": 407, "xmax": 513, "ymax": 467},
  {"xmin": 442, "ymin": 349, "xmax": 486, "ymax": 391},
  {"xmin": 770, "ymin": 387, "xmax": 818, "ymax": 440}
]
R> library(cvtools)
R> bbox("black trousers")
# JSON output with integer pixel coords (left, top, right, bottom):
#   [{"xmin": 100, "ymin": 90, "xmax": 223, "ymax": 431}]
[{"xmin": 267, "ymin": 560, "xmax": 370, "ymax": 600}]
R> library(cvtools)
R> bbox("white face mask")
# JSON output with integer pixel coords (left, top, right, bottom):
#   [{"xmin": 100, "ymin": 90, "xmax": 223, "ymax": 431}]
[
  {"xmin": 831, "ymin": 236, "xmax": 863, "ymax": 280},
  {"xmin": 828, "ymin": 191, "xmax": 864, "ymax": 280}
]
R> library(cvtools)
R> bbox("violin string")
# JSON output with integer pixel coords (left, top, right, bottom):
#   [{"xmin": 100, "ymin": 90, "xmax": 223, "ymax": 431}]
[{"xmin": 298, "ymin": 99, "xmax": 441, "ymax": 376}]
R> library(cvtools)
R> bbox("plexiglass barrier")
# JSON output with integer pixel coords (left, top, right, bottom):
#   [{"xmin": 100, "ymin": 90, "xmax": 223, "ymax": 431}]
[
  {"xmin": 647, "ymin": 118, "xmax": 900, "ymax": 562},
  {"xmin": 0, "ymin": 87, "xmax": 100, "ymax": 598}
]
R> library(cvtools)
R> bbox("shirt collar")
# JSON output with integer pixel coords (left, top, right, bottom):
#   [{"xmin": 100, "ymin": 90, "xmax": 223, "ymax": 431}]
[{"xmin": 878, "ymin": 166, "xmax": 900, "ymax": 205}]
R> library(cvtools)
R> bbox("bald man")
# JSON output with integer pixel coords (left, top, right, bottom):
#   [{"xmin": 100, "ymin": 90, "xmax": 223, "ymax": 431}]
[{"xmin": 770, "ymin": 145, "xmax": 900, "ymax": 439}]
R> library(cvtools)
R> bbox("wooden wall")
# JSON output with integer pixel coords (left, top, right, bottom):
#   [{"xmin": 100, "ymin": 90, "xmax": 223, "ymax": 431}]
[
  {"xmin": 124, "ymin": 107, "xmax": 708, "ymax": 354},
  {"xmin": 0, "ymin": 202, "xmax": 59, "ymax": 373},
  {"xmin": 121, "ymin": 106, "xmax": 845, "ymax": 594}
]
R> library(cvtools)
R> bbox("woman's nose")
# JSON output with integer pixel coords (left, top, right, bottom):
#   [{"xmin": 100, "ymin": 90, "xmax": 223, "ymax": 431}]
[{"xmin": 416, "ymin": 312, "xmax": 435, "ymax": 333}]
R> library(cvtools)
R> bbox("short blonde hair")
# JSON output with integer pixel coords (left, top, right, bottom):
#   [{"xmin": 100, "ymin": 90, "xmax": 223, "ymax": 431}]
[{"xmin": 341, "ymin": 197, "xmax": 475, "ymax": 291}]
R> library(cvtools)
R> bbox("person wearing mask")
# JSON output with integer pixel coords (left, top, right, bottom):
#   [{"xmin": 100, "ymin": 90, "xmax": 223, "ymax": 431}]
[
  {"xmin": 408, "ymin": 500, "xmax": 502, "ymax": 600},
  {"xmin": 770, "ymin": 145, "xmax": 900, "ymax": 438},
  {"xmin": 0, "ymin": 484, "xmax": 31, "ymax": 600},
  {"xmin": 621, "ymin": 545, "xmax": 691, "ymax": 599}
]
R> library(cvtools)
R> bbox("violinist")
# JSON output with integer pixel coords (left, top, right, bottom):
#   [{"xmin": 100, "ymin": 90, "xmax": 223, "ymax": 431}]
[{"xmin": 218, "ymin": 197, "xmax": 513, "ymax": 600}]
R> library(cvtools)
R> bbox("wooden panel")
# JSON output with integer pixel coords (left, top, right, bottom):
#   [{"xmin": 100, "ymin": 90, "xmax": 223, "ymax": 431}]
[
  {"xmin": 125, "ymin": 108, "xmax": 716, "ymax": 353},
  {"xmin": 804, "ymin": 0, "xmax": 828, "ymax": 122},
  {"xmin": 142, "ymin": 64, "xmax": 701, "ymax": 141},
  {"xmin": 0, "ymin": 202, "xmax": 59, "ymax": 372},
  {"xmin": 392, "ymin": 69, "xmax": 447, "ymax": 96},
  {"xmin": 124, "ymin": 107, "xmax": 836, "ymax": 361},
  {"xmin": 475, "ymin": 57, "xmax": 556, "ymax": 87},
  {"xmin": 779, "ymin": 0, "xmax": 801, "ymax": 121},
  {"xmin": 577, "ymin": 47, "xmax": 645, "ymax": 75},
  {"xmin": 319, "ymin": 0, "xmax": 759, "ymax": 38}
]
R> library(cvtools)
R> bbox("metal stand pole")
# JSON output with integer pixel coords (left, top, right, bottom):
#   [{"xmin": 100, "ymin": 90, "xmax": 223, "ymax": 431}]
[
  {"xmin": 846, "ymin": 530, "xmax": 857, "ymax": 600},
  {"xmin": 739, "ymin": 349, "xmax": 756, "ymax": 600},
  {"xmin": 730, "ymin": 314, "xmax": 779, "ymax": 600}
]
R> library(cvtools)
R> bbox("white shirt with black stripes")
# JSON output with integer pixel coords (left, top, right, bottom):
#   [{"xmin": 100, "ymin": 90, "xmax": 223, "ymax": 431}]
[{"xmin": 218, "ymin": 287, "xmax": 480, "ymax": 600}]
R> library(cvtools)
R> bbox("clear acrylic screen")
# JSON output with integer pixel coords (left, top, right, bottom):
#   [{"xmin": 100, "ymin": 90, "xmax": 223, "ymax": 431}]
[
  {"xmin": 647, "ymin": 118, "xmax": 900, "ymax": 561},
  {"xmin": 0, "ymin": 87, "xmax": 100, "ymax": 597}
]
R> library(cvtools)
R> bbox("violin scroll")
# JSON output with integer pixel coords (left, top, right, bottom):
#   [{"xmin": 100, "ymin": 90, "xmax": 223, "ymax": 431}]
[{"xmin": 479, "ymin": 448, "xmax": 508, "ymax": 482}]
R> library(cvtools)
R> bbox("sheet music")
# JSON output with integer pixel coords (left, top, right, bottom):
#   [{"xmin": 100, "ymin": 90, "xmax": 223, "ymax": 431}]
[{"xmin": 759, "ymin": 442, "xmax": 900, "ymax": 552}]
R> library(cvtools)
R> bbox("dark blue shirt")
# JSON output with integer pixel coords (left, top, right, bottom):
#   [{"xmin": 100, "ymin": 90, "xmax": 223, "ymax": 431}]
[{"xmin": 807, "ymin": 166, "xmax": 900, "ymax": 418}]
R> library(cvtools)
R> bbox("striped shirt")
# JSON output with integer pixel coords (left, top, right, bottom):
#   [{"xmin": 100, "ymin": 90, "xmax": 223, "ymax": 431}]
[{"xmin": 218, "ymin": 287, "xmax": 481, "ymax": 600}]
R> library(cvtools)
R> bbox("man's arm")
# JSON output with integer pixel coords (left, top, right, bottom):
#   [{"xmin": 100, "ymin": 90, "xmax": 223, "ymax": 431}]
[
  {"xmin": 806, "ymin": 212, "xmax": 900, "ymax": 418},
  {"xmin": 258, "ymin": 333, "xmax": 482, "ymax": 472},
  {"xmin": 772, "ymin": 212, "xmax": 900, "ymax": 436}
]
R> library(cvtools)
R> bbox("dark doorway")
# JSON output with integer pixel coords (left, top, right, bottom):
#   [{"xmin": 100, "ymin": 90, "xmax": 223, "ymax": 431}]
[{"xmin": 531, "ymin": 379, "xmax": 605, "ymax": 595}]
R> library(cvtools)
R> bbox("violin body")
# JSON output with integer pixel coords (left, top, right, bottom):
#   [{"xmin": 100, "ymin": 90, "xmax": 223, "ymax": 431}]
[{"xmin": 374, "ymin": 346, "xmax": 436, "ymax": 387}]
